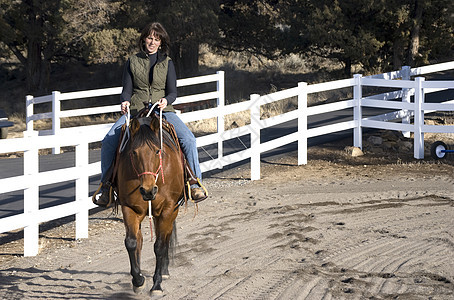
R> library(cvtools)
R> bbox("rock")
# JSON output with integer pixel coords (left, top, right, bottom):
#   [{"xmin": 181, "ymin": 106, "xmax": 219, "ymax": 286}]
[
  {"xmin": 371, "ymin": 147, "xmax": 384, "ymax": 154},
  {"xmin": 382, "ymin": 130, "xmax": 399, "ymax": 142},
  {"xmin": 344, "ymin": 146, "xmax": 364, "ymax": 157},
  {"xmin": 382, "ymin": 141, "xmax": 396, "ymax": 149},
  {"xmin": 397, "ymin": 140, "xmax": 413, "ymax": 151},
  {"xmin": 382, "ymin": 131, "xmax": 401, "ymax": 142},
  {"xmin": 367, "ymin": 136, "xmax": 383, "ymax": 146}
]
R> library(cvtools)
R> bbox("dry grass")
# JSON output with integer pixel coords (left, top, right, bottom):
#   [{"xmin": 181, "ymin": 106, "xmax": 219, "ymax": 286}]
[
  {"xmin": 187, "ymin": 97, "xmax": 299, "ymax": 136},
  {"xmin": 6, "ymin": 113, "xmax": 119, "ymax": 139},
  {"xmin": 199, "ymin": 44, "xmax": 344, "ymax": 75}
]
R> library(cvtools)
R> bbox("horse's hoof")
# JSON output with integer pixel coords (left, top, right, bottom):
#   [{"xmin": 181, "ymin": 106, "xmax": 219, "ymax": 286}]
[
  {"xmin": 132, "ymin": 276, "xmax": 146, "ymax": 294},
  {"xmin": 162, "ymin": 274, "xmax": 170, "ymax": 280},
  {"xmin": 133, "ymin": 284, "xmax": 146, "ymax": 294},
  {"xmin": 150, "ymin": 289, "xmax": 164, "ymax": 298}
]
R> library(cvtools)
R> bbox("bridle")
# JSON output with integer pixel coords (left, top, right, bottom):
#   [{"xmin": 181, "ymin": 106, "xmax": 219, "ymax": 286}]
[{"xmin": 130, "ymin": 149, "xmax": 165, "ymax": 184}]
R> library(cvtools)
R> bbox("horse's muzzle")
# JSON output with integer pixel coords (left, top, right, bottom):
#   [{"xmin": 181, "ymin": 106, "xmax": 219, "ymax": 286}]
[{"xmin": 140, "ymin": 185, "xmax": 158, "ymax": 201}]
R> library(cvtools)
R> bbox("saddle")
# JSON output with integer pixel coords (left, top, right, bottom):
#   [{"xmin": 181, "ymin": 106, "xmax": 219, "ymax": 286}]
[{"xmin": 104, "ymin": 105, "xmax": 207, "ymax": 206}]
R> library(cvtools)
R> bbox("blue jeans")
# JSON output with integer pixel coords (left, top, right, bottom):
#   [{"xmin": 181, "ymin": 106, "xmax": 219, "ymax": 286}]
[{"xmin": 101, "ymin": 112, "xmax": 202, "ymax": 185}]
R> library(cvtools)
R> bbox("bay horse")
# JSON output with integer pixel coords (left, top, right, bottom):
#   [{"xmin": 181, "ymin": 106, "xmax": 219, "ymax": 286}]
[{"xmin": 115, "ymin": 115, "xmax": 184, "ymax": 295}]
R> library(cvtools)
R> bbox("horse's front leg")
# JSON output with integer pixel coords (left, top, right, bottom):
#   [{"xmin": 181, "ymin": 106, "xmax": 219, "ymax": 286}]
[
  {"xmin": 150, "ymin": 215, "xmax": 176, "ymax": 294},
  {"xmin": 122, "ymin": 206, "xmax": 146, "ymax": 292}
]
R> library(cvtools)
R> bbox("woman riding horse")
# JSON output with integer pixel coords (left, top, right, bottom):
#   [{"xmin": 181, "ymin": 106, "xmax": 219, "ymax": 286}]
[{"xmin": 93, "ymin": 22, "xmax": 207, "ymax": 206}]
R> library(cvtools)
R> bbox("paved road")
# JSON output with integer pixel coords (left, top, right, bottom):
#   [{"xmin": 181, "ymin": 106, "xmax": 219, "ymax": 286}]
[
  {"xmin": 1, "ymin": 87, "xmax": 453, "ymax": 219},
  {"xmin": 0, "ymin": 152, "xmax": 102, "ymax": 218}
]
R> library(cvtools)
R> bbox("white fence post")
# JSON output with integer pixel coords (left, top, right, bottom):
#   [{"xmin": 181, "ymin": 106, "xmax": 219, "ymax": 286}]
[
  {"xmin": 52, "ymin": 91, "xmax": 61, "ymax": 154},
  {"xmin": 401, "ymin": 66, "xmax": 411, "ymax": 138},
  {"xmin": 26, "ymin": 95, "xmax": 34, "ymax": 133},
  {"xmin": 217, "ymin": 71, "xmax": 225, "ymax": 168},
  {"xmin": 250, "ymin": 94, "xmax": 261, "ymax": 180},
  {"xmin": 23, "ymin": 131, "xmax": 40, "ymax": 256},
  {"xmin": 75, "ymin": 141, "xmax": 89, "ymax": 239},
  {"xmin": 298, "ymin": 82, "xmax": 308, "ymax": 165},
  {"xmin": 353, "ymin": 74, "xmax": 363, "ymax": 148},
  {"xmin": 414, "ymin": 77, "xmax": 425, "ymax": 159}
]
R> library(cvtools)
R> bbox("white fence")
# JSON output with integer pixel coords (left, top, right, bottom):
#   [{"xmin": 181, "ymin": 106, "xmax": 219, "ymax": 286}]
[
  {"xmin": 25, "ymin": 71, "xmax": 225, "ymax": 154},
  {"xmin": 1, "ymin": 63, "xmax": 454, "ymax": 256}
]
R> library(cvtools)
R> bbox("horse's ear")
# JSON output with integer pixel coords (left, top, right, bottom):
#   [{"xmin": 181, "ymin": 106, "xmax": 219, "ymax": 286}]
[
  {"xmin": 130, "ymin": 118, "xmax": 140, "ymax": 135},
  {"xmin": 148, "ymin": 116, "xmax": 159, "ymax": 132}
]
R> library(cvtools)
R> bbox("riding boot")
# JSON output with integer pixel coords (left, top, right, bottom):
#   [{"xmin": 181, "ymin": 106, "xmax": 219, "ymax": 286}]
[
  {"xmin": 92, "ymin": 164, "xmax": 115, "ymax": 208},
  {"xmin": 92, "ymin": 182, "xmax": 113, "ymax": 207},
  {"xmin": 184, "ymin": 162, "xmax": 208, "ymax": 203},
  {"xmin": 191, "ymin": 187, "xmax": 207, "ymax": 202}
]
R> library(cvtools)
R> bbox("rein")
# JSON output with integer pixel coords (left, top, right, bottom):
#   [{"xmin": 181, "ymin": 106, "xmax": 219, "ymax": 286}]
[{"xmin": 119, "ymin": 107, "xmax": 131, "ymax": 153}]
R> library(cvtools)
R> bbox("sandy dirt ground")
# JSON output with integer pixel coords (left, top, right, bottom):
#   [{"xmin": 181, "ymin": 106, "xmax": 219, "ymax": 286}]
[{"xmin": 0, "ymin": 134, "xmax": 453, "ymax": 299}]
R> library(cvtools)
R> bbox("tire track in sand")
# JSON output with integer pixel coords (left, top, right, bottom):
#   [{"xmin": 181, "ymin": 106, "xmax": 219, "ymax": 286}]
[{"xmin": 315, "ymin": 194, "xmax": 454, "ymax": 299}]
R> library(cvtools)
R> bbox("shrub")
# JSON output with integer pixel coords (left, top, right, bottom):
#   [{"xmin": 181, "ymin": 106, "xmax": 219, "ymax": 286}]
[{"xmin": 82, "ymin": 28, "xmax": 140, "ymax": 64}]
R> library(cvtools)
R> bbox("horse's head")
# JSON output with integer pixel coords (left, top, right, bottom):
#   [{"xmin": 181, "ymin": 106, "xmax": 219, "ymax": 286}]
[{"xmin": 129, "ymin": 117, "xmax": 163, "ymax": 201}]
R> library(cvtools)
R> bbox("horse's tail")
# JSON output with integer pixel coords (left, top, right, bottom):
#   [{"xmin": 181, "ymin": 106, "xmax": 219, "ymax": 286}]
[{"xmin": 169, "ymin": 220, "xmax": 178, "ymax": 263}]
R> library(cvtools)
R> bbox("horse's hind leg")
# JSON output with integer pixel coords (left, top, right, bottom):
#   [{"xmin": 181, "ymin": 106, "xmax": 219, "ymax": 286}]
[
  {"xmin": 162, "ymin": 221, "xmax": 177, "ymax": 279},
  {"xmin": 122, "ymin": 206, "xmax": 146, "ymax": 292}
]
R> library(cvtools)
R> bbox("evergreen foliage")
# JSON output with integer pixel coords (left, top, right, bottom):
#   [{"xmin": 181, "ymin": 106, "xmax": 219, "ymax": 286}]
[
  {"xmin": 0, "ymin": 0, "xmax": 121, "ymax": 91},
  {"xmin": 0, "ymin": 0, "xmax": 453, "ymax": 94},
  {"xmin": 81, "ymin": 28, "xmax": 139, "ymax": 65}
]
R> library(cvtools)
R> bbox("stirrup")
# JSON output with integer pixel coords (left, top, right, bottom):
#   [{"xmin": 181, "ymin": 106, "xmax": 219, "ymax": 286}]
[{"xmin": 187, "ymin": 178, "xmax": 208, "ymax": 203}]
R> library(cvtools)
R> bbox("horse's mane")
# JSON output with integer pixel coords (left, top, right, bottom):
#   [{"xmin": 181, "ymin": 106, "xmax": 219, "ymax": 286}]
[{"xmin": 129, "ymin": 117, "xmax": 178, "ymax": 153}]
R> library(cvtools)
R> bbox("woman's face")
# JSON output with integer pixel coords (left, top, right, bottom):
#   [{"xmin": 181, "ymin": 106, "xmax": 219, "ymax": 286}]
[{"xmin": 144, "ymin": 32, "xmax": 161, "ymax": 54}]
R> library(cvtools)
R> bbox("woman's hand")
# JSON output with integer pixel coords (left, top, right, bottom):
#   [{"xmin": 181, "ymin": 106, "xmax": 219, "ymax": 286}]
[
  {"xmin": 121, "ymin": 101, "xmax": 130, "ymax": 114},
  {"xmin": 158, "ymin": 98, "xmax": 167, "ymax": 110}
]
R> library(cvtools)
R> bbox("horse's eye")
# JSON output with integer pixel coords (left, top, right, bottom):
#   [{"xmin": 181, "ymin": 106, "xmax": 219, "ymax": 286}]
[{"xmin": 132, "ymin": 150, "xmax": 138, "ymax": 157}]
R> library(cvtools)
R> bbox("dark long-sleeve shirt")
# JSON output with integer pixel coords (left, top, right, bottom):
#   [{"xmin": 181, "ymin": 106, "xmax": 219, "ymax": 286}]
[{"xmin": 120, "ymin": 52, "xmax": 177, "ymax": 104}]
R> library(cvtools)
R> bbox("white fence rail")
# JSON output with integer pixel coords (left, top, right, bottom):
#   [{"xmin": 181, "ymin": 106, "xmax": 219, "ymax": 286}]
[{"xmin": 2, "ymin": 62, "xmax": 454, "ymax": 256}]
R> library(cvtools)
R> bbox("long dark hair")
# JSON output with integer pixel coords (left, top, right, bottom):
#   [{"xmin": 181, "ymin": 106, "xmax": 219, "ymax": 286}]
[{"xmin": 139, "ymin": 22, "xmax": 170, "ymax": 55}]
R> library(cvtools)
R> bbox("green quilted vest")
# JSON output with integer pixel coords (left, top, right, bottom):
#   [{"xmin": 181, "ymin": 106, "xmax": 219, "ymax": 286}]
[{"xmin": 129, "ymin": 52, "xmax": 175, "ymax": 113}]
